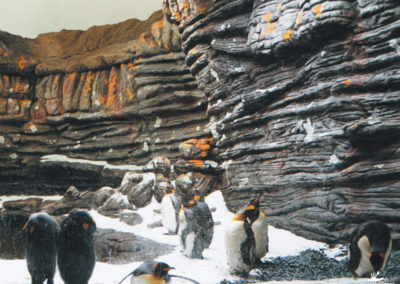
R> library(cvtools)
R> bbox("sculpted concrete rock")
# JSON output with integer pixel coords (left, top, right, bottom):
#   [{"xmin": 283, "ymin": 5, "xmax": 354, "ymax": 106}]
[{"xmin": 163, "ymin": 0, "xmax": 400, "ymax": 246}]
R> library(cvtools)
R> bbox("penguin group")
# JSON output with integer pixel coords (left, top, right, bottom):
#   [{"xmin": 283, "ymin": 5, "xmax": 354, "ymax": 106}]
[
  {"xmin": 23, "ymin": 187, "xmax": 394, "ymax": 283},
  {"xmin": 23, "ymin": 209, "xmax": 96, "ymax": 284}
]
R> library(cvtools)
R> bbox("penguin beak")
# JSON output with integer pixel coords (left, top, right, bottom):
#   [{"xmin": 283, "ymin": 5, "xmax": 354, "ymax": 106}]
[{"xmin": 164, "ymin": 266, "xmax": 174, "ymax": 271}]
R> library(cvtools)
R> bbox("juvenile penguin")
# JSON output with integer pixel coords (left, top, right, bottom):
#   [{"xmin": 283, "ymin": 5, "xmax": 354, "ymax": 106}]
[
  {"xmin": 160, "ymin": 186, "xmax": 181, "ymax": 234},
  {"xmin": 193, "ymin": 189, "xmax": 213, "ymax": 249},
  {"xmin": 23, "ymin": 212, "xmax": 59, "ymax": 284},
  {"xmin": 57, "ymin": 209, "xmax": 96, "ymax": 284},
  {"xmin": 179, "ymin": 197, "xmax": 214, "ymax": 259},
  {"xmin": 348, "ymin": 220, "xmax": 392, "ymax": 278},
  {"xmin": 246, "ymin": 198, "xmax": 269, "ymax": 261},
  {"xmin": 225, "ymin": 206, "xmax": 256, "ymax": 276}
]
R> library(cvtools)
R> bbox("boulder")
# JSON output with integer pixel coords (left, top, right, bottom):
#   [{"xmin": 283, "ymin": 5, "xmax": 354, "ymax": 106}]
[{"xmin": 120, "ymin": 172, "xmax": 155, "ymax": 208}]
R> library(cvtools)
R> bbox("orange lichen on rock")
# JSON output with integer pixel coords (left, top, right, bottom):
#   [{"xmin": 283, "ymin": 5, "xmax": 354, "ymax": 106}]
[
  {"xmin": 182, "ymin": 137, "xmax": 214, "ymax": 157},
  {"xmin": 297, "ymin": 11, "xmax": 303, "ymax": 25},
  {"xmin": 182, "ymin": 1, "xmax": 189, "ymax": 11},
  {"xmin": 0, "ymin": 48, "xmax": 8, "ymax": 57},
  {"xmin": 12, "ymin": 81, "xmax": 29, "ymax": 94},
  {"xmin": 276, "ymin": 3, "xmax": 281, "ymax": 11},
  {"xmin": 151, "ymin": 20, "xmax": 165, "ymax": 35},
  {"xmin": 82, "ymin": 72, "xmax": 95, "ymax": 97},
  {"xmin": 341, "ymin": 79, "xmax": 351, "ymax": 86},
  {"xmin": 174, "ymin": 10, "xmax": 182, "ymax": 23},
  {"xmin": 283, "ymin": 29, "xmax": 293, "ymax": 41},
  {"xmin": 199, "ymin": 6, "xmax": 207, "ymax": 14},
  {"xmin": 126, "ymin": 86, "xmax": 135, "ymax": 101},
  {"xmin": 189, "ymin": 160, "xmax": 204, "ymax": 167},
  {"xmin": 312, "ymin": 4, "xmax": 323, "ymax": 18},
  {"xmin": 17, "ymin": 56, "xmax": 33, "ymax": 70},
  {"xmin": 264, "ymin": 12, "xmax": 276, "ymax": 36}
]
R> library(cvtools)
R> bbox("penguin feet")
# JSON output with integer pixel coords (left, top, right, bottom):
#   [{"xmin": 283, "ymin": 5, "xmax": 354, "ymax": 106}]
[{"xmin": 253, "ymin": 258, "xmax": 271, "ymax": 269}]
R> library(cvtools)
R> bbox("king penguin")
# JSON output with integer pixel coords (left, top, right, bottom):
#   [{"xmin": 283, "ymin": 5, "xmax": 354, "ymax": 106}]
[
  {"xmin": 348, "ymin": 220, "xmax": 392, "ymax": 278},
  {"xmin": 225, "ymin": 206, "xmax": 256, "ymax": 276},
  {"xmin": 23, "ymin": 212, "xmax": 59, "ymax": 284},
  {"xmin": 246, "ymin": 198, "xmax": 269, "ymax": 261},
  {"xmin": 160, "ymin": 186, "xmax": 181, "ymax": 234},
  {"xmin": 120, "ymin": 261, "xmax": 173, "ymax": 284},
  {"xmin": 57, "ymin": 209, "xmax": 96, "ymax": 284},
  {"xmin": 179, "ymin": 196, "xmax": 214, "ymax": 259}
]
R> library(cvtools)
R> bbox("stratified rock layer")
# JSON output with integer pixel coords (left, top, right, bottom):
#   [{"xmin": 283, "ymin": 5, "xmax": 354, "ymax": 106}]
[
  {"xmin": 0, "ymin": 11, "xmax": 213, "ymax": 194},
  {"xmin": 163, "ymin": 0, "xmax": 400, "ymax": 246}
]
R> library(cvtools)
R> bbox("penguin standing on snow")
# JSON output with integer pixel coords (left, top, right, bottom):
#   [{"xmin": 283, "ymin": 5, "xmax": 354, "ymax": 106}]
[
  {"xmin": 246, "ymin": 198, "xmax": 269, "ymax": 263},
  {"xmin": 348, "ymin": 220, "xmax": 392, "ymax": 278},
  {"xmin": 160, "ymin": 185, "xmax": 181, "ymax": 234},
  {"xmin": 179, "ymin": 196, "xmax": 214, "ymax": 259},
  {"xmin": 57, "ymin": 209, "xmax": 96, "ymax": 284},
  {"xmin": 225, "ymin": 205, "xmax": 256, "ymax": 276},
  {"xmin": 23, "ymin": 212, "xmax": 59, "ymax": 284}
]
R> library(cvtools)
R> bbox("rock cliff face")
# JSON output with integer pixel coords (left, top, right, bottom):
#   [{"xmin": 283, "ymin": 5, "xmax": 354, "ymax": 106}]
[
  {"xmin": 162, "ymin": 0, "xmax": 400, "ymax": 245},
  {"xmin": 0, "ymin": 11, "xmax": 213, "ymax": 194},
  {"xmin": 1, "ymin": 1, "xmax": 400, "ymax": 247}
]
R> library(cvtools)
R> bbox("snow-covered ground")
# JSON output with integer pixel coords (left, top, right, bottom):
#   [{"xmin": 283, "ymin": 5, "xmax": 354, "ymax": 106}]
[{"xmin": 0, "ymin": 191, "xmax": 370, "ymax": 283}]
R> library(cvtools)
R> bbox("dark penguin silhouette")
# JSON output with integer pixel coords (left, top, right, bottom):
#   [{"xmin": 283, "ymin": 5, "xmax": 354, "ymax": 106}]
[
  {"xmin": 348, "ymin": 220, "xmax": 392, "ymax": 278},
  {"xmin": 23, "ymin": 212, "xmax": 59, "ymax": 284},
  {"xmin": 245, "ymin": 198, "xmax": 268, "ymax": 262},
  {"xmin": 225, "ymin": 205, "xmax": 256, "ymax": 276},
  {"xmin": 179, "ymin": 196, "xmax": 214, "ymax": 259},
  {"xmin": 57, "ymin": 209, "xmax": 96, "ymax": 284},
  {"xmin": 118, "ymin": 260, "xmax": 201, "ymax": 284},
  {"xmin": 160, "ymin": 186, "xmax": 181, "ymax": 234}
]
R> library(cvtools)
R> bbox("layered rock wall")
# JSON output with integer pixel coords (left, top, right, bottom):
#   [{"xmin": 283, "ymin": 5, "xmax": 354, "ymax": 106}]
[
  {"xmin": 0, "ymin": 11, "xmax": 213, "ymax": 194},
  {"xmin": 163, "ymin": 0, "xmax": 400, "ymax": 245}
]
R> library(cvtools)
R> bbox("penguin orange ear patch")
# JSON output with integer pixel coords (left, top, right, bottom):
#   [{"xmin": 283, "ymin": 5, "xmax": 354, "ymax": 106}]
[
  {"xmin": 82, "ymin": 223, "xmax": 89, "ymax": 230},
  {"xmin": 247, "ymin": 205, "xmax": 255, "ymax": 210},
  {"xmin": 29, "ymin": 226, "xmax": 35, "ymax": 234}
]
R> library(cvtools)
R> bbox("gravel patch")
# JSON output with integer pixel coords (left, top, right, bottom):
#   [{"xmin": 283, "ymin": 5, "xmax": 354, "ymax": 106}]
[{"xmin": 219, "ymin": 249, "xmax": 400, "ymax": 283}]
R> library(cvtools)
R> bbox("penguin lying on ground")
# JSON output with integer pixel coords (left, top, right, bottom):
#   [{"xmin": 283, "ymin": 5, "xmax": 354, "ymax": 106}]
[
  {"xmin": 246, "ymin": 198, "xmax": 269, "ymax": 265},
  {"xmin": 348, "ymin": 220, "xmax": 392, "ymax": 278},
  {"xmin": 179, "ymin": 195, "xmax": 214, "ymax": 259},
  {"xmin": 118, "ymin": 260, "xmax": 200, "ymax": 284},
  {"xmin": 23, "ymin": 212, "xmax": 59, "ymax": 284},
  {"xmin": 160, "ymin": 185, "xmax": 181, "ymax": 234},
  {"xmin": 57, "ymin": 209, "xmax": 96, "ymax": 284},
  {"xmin": 225, "ymin": 204, "xmax": 256, "ymax": 276}
]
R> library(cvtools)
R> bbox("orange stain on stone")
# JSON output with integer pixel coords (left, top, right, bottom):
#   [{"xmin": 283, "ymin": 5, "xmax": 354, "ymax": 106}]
[
  {"xmin": 189, "ymin": 160, "xmax": 204, "ymax": 167},
  {"xmin": 182, "ymin": 1, "xmax": 189, "ymax": 11},
  {"xmin": 264, "ymin": 12, "xmax": 276, "ymax": 36},
  {"xmin": 148, "ymin": 41, "xmax": 155, "ymax": 48},
  {"xmin": 283, "ymin": 29, "xmax": 293, "ymax": 41},
  {"xmin": 82, "ymin": 73, "xmax": 95, "ymax": 97},
  {"xmin": 17, "ymin": 56, "xmax": 33, "ymax": 70},
  {"xmin": 126, "ymin": 86, "xmax": 135, "ymax": 101},
  {"xmin": 276, "ymin": 3, "xmax": 281, "ymax": 11},
  {"xmin": 341, "ymin": 79, "xmax": 351, "ymax": 86},
  {"xmin": 312, "ymin": 4, "xmax": 323, "ymax": 18},
  {"xmin": 182, "ymin": 138, "xmax": 213, "ymax": 157},
  {"xmin": 174, "ymin": 10, "xmax": 182, "ymax": 22},
  {"xmin": 297, "ymin": 11, "xmax": 303, "ymax": 25},
  {"xmin": 199, "ymin": 6, "xmax": 207, "ymax": 14}
]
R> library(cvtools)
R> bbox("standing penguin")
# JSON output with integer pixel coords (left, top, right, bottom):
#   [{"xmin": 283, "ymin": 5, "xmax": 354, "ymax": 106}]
[
  {"xmin": 246, "ymin": 198, "xmax": 269, "ymax": 262},
  {"xmin": 23, "ymin": 212, "xmax": 59, "ymax": 284},
  {"xmin": 160, "ymin": 186, "xmax": 181, "ymax": 234},
  {"xmin": 57, "ymin": 209, "xmax": 96, "ymax": 284},
  {"xmin": 225, "ymin": 206, "xmax": 256, "ymax": 276},
  {"xmin": 348, "ymin": 220, "xmax": 392, "ymax": 278},
  {"xmin": 179, "ymin": 197, "xmax": 214, "ymax": 259}
]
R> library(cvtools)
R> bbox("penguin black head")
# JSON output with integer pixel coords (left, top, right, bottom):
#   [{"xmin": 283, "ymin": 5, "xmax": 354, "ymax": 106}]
[
  {"xmin": 130, "ymin": 261, "xmax": 174, "ymax": 282},
  {"xmin": 244, "ymin": 198, "xmax": 260, "ymax": 224},
  {"xmin": 62, "ymin": 209, "xmax": 96, "ymax": 235}
]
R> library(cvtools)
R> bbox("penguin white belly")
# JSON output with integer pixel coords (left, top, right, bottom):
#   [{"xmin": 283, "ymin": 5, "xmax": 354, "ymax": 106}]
[
  {"xmin": 183, "ymin": 232, "xmax": 196, "ymax": 257},
  {"xmin": 161, "ymin": 195, "xmax": 177, "ymax": 234},
  {"xmin": 251, "ymin": 212, "xmax": 268, "ymax": 259},
  {"xmin": 354, "ymin": 235, "xmax": 374, "ymax": 277},
  {"xmin": 225, "ymin": 221, "xmax": 251, "ymax": 273}
]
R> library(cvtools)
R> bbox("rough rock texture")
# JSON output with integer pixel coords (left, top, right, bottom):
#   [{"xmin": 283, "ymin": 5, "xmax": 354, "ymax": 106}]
[
  {"xmin": 163, "ymin": 0, "xmax": 400, "ymax": 246},
  {"xmin": 2, "ymin": 0, "xmax": 400, "ymax": 247},
  {"xmin": 0, "ymin": 10, "xmax": 213, "ymax": 194}
]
